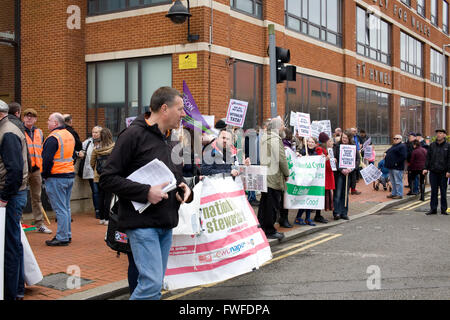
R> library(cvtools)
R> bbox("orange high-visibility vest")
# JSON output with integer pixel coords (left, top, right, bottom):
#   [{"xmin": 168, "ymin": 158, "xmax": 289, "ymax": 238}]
[
  {"xmin": 45, "ymin": 128, "xmax": 75, "ymax": 174},
  {"xmin": 25, "ymin": 128, "xmax": 44, "ymax": 172}
]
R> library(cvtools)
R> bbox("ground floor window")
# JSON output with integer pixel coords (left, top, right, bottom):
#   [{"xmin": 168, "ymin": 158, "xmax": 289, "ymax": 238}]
[
  {"xmin": 430, "ymin": 103, "xmax": 443, "ymax": 134},
  {"xmin": 400, "ymin": 97, "xmax": 423, "ymax": 138},
  {"xmin": 286, "ymin": 74, "xmax": 342, "ymax": 132},
  {"xmin": 87, "ymin": 55, "xmax": 172, "ymax": 137},
  {"xmin": 230, "ymin": 60, "xmax": 263, "ymax": 129},
  {"xmin": 356, "ymin": 87, "xmax": 390, "ymax": 145}
]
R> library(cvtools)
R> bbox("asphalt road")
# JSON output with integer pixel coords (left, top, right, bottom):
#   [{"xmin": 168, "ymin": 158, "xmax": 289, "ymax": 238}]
[{"xmin": 112, "ymin": 195, "xmax": 450, "ymax": 301}]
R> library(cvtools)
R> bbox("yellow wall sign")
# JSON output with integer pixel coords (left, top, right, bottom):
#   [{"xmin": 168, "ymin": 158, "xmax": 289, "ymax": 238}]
[{"xmin": 179, "ymin": 53, "xmax": 197, "ymax": 70}]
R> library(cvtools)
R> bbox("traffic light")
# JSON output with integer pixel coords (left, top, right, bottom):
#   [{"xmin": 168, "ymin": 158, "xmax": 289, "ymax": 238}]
[{"xmin": 275, "ymin": 46, "xmax": 296, "ymax": 83}]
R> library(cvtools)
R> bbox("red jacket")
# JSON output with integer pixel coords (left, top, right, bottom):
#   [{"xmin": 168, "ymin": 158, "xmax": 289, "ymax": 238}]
[
  {"xmin": 316, "ymin": 146, "xmax": 335, "ymax": 190},
  {"xmin": 409, "ymin": 146, "xmax": 427, "ymax": 171}
]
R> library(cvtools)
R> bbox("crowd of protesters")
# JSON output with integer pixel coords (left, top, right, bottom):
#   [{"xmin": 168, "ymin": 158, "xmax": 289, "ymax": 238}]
[{"xmin": 2, "ymin": 86, "xmax": 450, "ymax": 300}]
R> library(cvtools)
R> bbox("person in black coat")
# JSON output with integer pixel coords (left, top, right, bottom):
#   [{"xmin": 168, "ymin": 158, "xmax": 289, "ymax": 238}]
[{"xmin": 385, "ymin": 134, "xmax": 408, "ymax": 199}]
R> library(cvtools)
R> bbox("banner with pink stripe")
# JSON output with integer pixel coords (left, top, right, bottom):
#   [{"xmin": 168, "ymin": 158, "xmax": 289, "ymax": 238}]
[{"xmin": 163, "ymin": 176, "xmax": 272, "ymax": 291}]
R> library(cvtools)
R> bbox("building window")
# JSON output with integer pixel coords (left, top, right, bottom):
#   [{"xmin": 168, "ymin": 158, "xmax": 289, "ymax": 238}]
[
  {"xmin": 400, "ymin": 32, "xmax": 423, "ymax": 77},
  {"xmin": 286, "ymin": 74, "xmax": 342, "ymax": 131},
  {"xmin": 430, "ymin": 48, "xmax": 444, "ymax": 84},
  {"xmin": 285, "ymin": 0, "xmax": 342, "ymax": 47},
  {"xmin": 230, "ymin": 0, "xmax": 262, "ymax": 19},
  {"xmin": 356, "ymin": 87, "xmax": 390, "ymax": 145},
  {"xmin": 400, "ymin": 97, "xmax": 423, "ymax": 138},
  {"xmin": 88, "ymin": 0, "xmax": 171, "ymax": 16},
  {"xmin": 430, "ymin": 104, "xmax": 443, "ymax": 133},
  {"xmin": 417, "ymin": 0, "xmax": 425, "ymax": 17},
  {"xmin": 431, "ymin": 0, "xmax": 438, "ymax": 26},
  {"xmin": 87, "ymin": 55, "xmax": 172, "ymax": 137},
  {"xmin": 230, "ymin": 60, "xmax": 263, "ymax": 129},
  {"xmin": 356, "ymin": 6, "xmax": 390, "ymax": 65},
  {"xmin": 443, "ymin": 1, "xmax": 449, "ymax": 33},
  {"xmin": 401, "ymin": 0, "xmax": 411, "ymax": 7}
]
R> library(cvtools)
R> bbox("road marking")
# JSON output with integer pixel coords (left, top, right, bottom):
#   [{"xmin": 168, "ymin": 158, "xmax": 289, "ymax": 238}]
[
  {"xmin": 163, "ymin": 233, "xmax": 342, "ymax": 300},
  {"xmin": 405, "ymin": 200, "xmax": 430, "ymax": 211},
  {"xmin": 395, "ymin": 197, "xmax": 430, "ymax": 210}
]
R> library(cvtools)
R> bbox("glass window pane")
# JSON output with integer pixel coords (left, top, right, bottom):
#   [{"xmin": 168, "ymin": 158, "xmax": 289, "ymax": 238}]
[
  {"xmin": 88, "ymin": 64, "xmax": 96, "ymax": 109},
  {"xmin": 401, "ymin": 32, "xmax": 406, "ymax": 62},
  {"xmin": 141, "ymin": 56, "xmax": 172, "ymax": 112},
  {"xmin": 356, "ymin": 7, "xmax": 365, "ymax": 44},
  {"xmin": 287, "ymin": 17, "xmax": 301, "ymax": 31},
  {"xmin": 97, "ymin": 61, "xmax": 125, "ymax": 104},
  {"xmin": 288, "ymin": 0, "xmax": 301, "ymax": 17},
  {"xmin": 327, "ymin": 0, "xmax": 338, "ymax": 32},
  {"xmin": 309, "ymin": 0, "xmax": 321, "ymax": 25},
  {"xmin": 321, "ymin": 0, "xmax": 327, "ymax": 27},
  {"xmin": 128, "ymin": 61, "xmax": 139, "ymax": 117},
  {"xmin": 380, "ymin": 21, "xmax": 388, "ymax": 53},
  {"xmin": 309, "ymin": 25, "xmax": 320, "ymax": 38},
  {"xmin": 302, "ymin": 0, "xmax": 308, "ymax": 19},
  {"xmin": 235, "ymin": 0, "xmax": 253, "ymax": 14}
]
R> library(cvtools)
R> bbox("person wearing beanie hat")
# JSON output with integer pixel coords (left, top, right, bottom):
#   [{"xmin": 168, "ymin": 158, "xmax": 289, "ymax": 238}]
[
  {"xmin": 318, "ymin": 132, "xmax": 330, "ymax": 144},
  {"xmin": 214, "ymin": 119, "xmax": 227, "ymax": 130}
]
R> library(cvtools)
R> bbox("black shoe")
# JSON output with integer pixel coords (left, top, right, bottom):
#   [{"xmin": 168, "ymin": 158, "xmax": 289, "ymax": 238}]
[
  {"xmin": 333, "ymin": 214, "xmax": 340, "ymax": 220},
  {"xmin": 250, "ymin": 200, "xmax": 260, "ymax": 206},
  {"xmin": 340, "ymin": 215, "xmax": 349, "ymax": 220},
  {"xmin": 45, "ymin": 237, "xmax": 69, "ymax": 246},
  {"xmin": 441, "ymin": 211, "xmax": 449, "ymax": 215},
  {"xmin": 279, "ymin": 220, "xmax": 293, "ymax": 228},
  {"xmin": 314, "ymin": 215, "xmax": 328, "ymax": 224},
  {"xmin": 266, "ymin": 232, "xmax": 285, "ymax": 240},
  {"xmin": 425, "ymin": 210, "xmax": 437, "ymax": 215}
]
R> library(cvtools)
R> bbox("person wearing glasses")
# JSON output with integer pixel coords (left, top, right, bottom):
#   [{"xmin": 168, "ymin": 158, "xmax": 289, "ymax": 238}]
[{"xmin": 385, "ymin": 135, "xmax": 408, "ymax": 199}]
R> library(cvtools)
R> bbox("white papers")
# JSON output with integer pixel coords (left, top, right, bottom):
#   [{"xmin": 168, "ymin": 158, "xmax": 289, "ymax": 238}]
[
  {"xmin": 127, "ymin": 159, "xmax": 177, "ymax": 213},
  {"xmin": 21, "ymin": 228, "xmax": 43, "ymax": 286},
  {"xmin": 328, "ymin": 148, "xmax": 337, "ymax": 171},
  {"xmin": 360, "ymin": 164, "xmax": 382, "ymax": 185},
  {"xmin": 238, "ymin": 165, "xmax": 268, "ymax": 192}
]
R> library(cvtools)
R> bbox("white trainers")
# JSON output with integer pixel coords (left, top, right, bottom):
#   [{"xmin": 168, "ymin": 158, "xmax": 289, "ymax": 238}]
[
  {"xmin": 37, "ymin": 225, "xmax": 52, "ymax": 234},
  {"xmin": 103, "ymin": 220, "xmax": 109, "ymax": 226},
  {"xmin": 99, "ymin": 220, "xmax": 105, "ymax": 225}
]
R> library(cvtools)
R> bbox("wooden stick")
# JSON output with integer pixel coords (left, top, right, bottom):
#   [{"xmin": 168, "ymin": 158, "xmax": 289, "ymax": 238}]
[
  {"xmin": 42, "ymin": 207, "xmax": 51, "ymax": 226},
  {"xmin": 345, "ymin": 174, "xmax": 349, "ymax": 208}
]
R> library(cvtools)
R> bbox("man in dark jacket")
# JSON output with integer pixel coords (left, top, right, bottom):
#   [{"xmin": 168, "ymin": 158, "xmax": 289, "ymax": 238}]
[
  {"xmin": 100, "ymin": 87, "xmax": 192, "ymax": 300},
  {"xmin": 385, "ymin": 134, "xmax": 408, "ymax": 199},
  {"xmin": 423, "ymin": 129, "xmax": 450, "ymax": 215}
]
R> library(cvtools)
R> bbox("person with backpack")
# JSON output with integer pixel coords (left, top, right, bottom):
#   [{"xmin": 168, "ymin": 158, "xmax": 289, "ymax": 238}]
[{"xmin": 90, "ymin": 127, "xmax": 115, "ymax": 225}]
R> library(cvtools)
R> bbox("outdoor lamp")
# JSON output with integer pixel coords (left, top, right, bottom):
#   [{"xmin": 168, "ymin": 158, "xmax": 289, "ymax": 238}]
[{"xmin": 166, "ymin": 0, "xmax": 199, "ymax": 42}]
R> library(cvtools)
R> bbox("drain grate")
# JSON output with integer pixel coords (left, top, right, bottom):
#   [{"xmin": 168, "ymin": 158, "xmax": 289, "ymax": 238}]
[{"xmin": 36, "ymin": 272, "xmax": 94, "ymax": 291}]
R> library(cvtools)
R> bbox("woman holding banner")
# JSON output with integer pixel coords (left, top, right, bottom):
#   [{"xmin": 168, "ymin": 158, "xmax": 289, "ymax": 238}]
[{"xmin": 332, "ymin": 130, "xmax": 360, "ymax": 220}]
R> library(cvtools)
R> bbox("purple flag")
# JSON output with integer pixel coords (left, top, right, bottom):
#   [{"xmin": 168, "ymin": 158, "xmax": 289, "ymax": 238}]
[{"xmin": 182, "ymin": 81, "xmax": 214, "ymax": 135}]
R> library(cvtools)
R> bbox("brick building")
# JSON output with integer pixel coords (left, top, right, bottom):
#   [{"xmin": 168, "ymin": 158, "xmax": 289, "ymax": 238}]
[{"xmin": 1, "ymin": 0, "xmax": 450, "ymax": 144}]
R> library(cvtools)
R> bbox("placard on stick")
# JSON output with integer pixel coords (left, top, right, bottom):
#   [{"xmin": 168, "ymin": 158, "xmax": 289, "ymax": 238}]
[
  {"xmin": 339, "ymin": 145, "xmax": 356, "ymax": 169},
  {"xmin": 225, "ymin": 99, "xmax": 248, "ymax": 127}
]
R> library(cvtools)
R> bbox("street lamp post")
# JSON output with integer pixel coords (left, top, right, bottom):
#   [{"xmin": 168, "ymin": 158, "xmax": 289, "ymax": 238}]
[{"xmin": 442, "ymin": 44, "xmax": 450, "ymax": 132}]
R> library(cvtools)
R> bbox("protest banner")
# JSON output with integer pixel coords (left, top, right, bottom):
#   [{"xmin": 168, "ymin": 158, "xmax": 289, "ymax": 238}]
[
  {"xmin": 225, "ymin": 99, "xmax": 248, "ymax": 128},
  {"xmin": 0, "ymin": 208, "xmax": 4, "ymax": 300},
  {"xmin": 238, "ymin": 165, "xmax": 267, "ymax": 192},
  {"xmin": 360, "ymin": 164, "xmax": 382, "ymax": 185},
  {"xmin": 164, "ymin": 176, "xmax": 272, "ymax": 290},
  {"xmin": 21, "ymin": 228, "xmax": 43, "ymax": 286},
  {"xmin": 328, "ymin": 148, "xmax": 337, "ymax": 171},
  {"xmin": 289, "ymin": 111, "xmax": 298, "ymax": 127},
  {"xmin": 283, "ymin": 149, "xmax": 325, "ymax": 210},
  {"xmin": 296, "ymin": 112, "xmax": 311, "ymax": 137},
  {"xmin": 339, "ymin": 145, "xmax": 357, "ymax": 169},
  {"xmin": 182, "ymin": 81, "xmax": 215, "ymax": 135}
]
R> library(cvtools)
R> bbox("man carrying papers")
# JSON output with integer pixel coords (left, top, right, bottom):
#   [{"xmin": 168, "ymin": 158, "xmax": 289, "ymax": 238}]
[{"xmin": 100, "ymin": 87, "xmax": 193, "ymax": 300}]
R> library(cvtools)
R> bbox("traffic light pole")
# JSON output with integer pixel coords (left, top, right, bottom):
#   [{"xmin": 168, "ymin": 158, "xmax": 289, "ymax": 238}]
[{"xmin": 269, "ymin": 24, "xmax": 277, "ymax": 118}]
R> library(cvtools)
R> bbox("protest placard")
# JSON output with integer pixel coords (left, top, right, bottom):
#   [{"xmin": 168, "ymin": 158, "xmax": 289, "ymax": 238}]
[
  {"xmin": 364, "ymin": 145, "xmax": 373, "ymax": 160},
  {"xmin": 296, "ymin": 112, "xmax": 311, "ymax": 137},
  {"xmin": 238, "ymin": 165, "xmax": 267, "ymax": 192},
  {"xmin": 283, "ymin": 149, "xmax": 325, "ymax": 210},
  {"xmin": 339, "ymin": 145, "xmax": 357, "ymax": 169},
  {"xmin": 328, "ymin": 148, "xmax": 337, "ymax": 171},
  {"xmin": 289, "ymin": 111, "xmax": 298, "ymax": 127},
  {"xmin": 164, "ymin": 176, "xmax": 272, "ymax": 290},
  {"xmin": 0, "ymin": 208, "xmax": 4, "ymax": 300},
  {"xmin": 360, "ymin": 164, "xmax": 382, "ymax": 185},
  {"xmin": 225, "ymin": 99, "xmax": 248, "ymax": 127},
  {"xmin": 125, "ymin": 116, "xmax": 136, "ymax": 128}
]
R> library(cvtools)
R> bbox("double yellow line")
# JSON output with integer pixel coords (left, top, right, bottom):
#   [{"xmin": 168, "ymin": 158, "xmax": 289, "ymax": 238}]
[
  {"xmin": 163, "ymin": 232, "xmax": 341, "ymax": 300},
  {"xmin": 395, "ymin": 196, "xmax": 430, "ymax": 211}
]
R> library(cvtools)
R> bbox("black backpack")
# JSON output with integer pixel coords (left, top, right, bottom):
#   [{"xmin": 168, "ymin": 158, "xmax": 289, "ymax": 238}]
[{"xmin": 105, "ymin": 195, "xmax": 132, "ymax": 256}]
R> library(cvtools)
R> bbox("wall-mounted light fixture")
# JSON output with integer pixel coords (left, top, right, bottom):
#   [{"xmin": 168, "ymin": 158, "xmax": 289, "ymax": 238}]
[{"xmin": 166, "ymin": 0, "xmax": 199, "ymax": 42}]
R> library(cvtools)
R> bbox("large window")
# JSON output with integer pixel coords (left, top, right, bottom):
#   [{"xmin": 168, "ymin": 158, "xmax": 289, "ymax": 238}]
[
  {"xmin": 401, "ymin": 0, "xmax": 411, "ymax": 6},
  {"xmin": 286, "ymin": 74, "xmax": 342, "ymax": 131},
  {"xmin": 356, "ymin": 6, "xmax": 390, "ymax": 65},
  {"xmin": 431, "ymin": 0, "xmax": 438, "ymax": 26},
  {"xmin": 285, "ymin": 0, "xmax": 342, "ymax": 47},
  {"xmin": 356, "ymin": 87, "xmax": 390, "ymax": 145},
  {"xmin": 400, "ymin": 32, "xmax": 423, "ymax": 77},
  {"xmin": 230, "ymin": 0, "xmax": 262, "ymax": 19},
  {"xmin": 87, "ymin": 55, "xmax": 172, "ymax": 137},
  {"xmin": 400, "ymin": 97, "xmax": 423, "ymax": 138},
  {"xmin": 417, "ymin": 0, "xmax": 425, "ymax": 17},
  {"xmin": 230, "ymin": 60, "xmax": 263, "ymax": 129},
  {"xmin": 443, "ymin": 1, "xmax": 449, "ymax": 34},
  {"xmin": 430, "ymin": 48, "xmax": 444, "ymax": 84},
  {"xmin": 88, "ymin": 0, "xmax": 170, "ymax": 16},
  {"xmin": 430, "ymin": 104, "xmax": 443, "ymax": 133}
]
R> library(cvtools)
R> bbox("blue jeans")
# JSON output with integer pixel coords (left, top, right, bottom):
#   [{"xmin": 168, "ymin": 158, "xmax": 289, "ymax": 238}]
[
  {"xmin": 4, "ymin": 190, "xmax": 28, "ymax": 300},
  {"xmin": 88, "ymin": 179, "xmax": 100, "ymax": 217},
  {"xmin": 125, "ymin": 228, "xmax": 173, "ymax": 300},
  {"xmin": 333, "ymin": 173, "xmax": 349, "ymax": 217},
  {"xmin": 45, "ymin": 177, "xmax": 74, "ymax": 242},
  {"xmin": 389, "ymin": 169, "xmax": 404, "ymax": 197}
]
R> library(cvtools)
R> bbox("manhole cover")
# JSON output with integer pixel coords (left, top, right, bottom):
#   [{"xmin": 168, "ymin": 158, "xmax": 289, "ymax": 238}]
[{"xmin": 36, "ymin": 272, "xmax": 94, "ymax": 291}]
